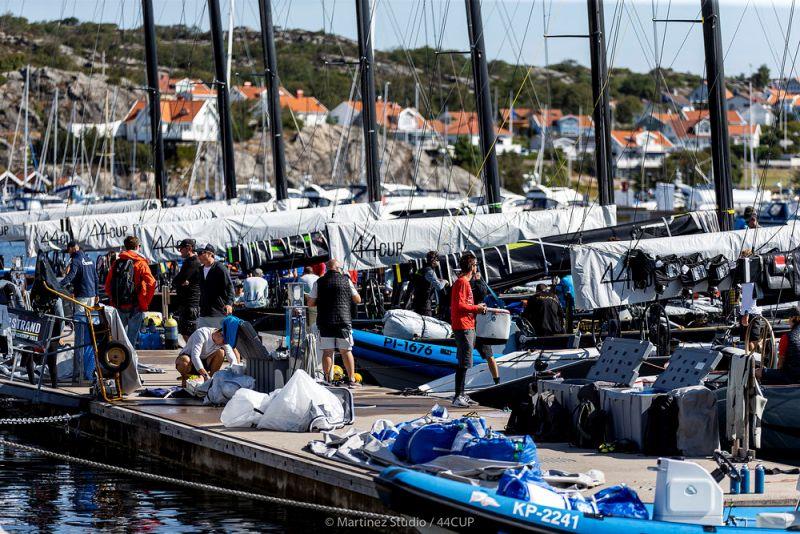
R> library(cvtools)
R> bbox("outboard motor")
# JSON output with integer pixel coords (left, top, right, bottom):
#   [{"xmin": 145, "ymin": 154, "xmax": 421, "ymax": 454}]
[{"xmin": 652, "ymin": 457, "xmax": 724, "ymax": 526}]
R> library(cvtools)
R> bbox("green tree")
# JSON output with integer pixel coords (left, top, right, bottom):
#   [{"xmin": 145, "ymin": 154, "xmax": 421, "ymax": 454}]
[
  {"xmin": 751, "ymin": 64, "xmax": 770, "ymax": 88},
  {"xmin": 614, "ymin": 96, "xmax": 644, "ymax": 125},
  {"xmin": 281, "ymin": 108, "xmax": 304, "ymax": 132},
  {"xmin": 498, "ymin": 152, "xmax": 531, "ymax": 194},
  {"xmin": 451, "ymin": 136, "xmax": 479, "ymax": 174}
]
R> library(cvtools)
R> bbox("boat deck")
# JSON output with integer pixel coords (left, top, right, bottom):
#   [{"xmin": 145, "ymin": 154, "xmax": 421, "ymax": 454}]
[{"xmin": 1, "ymin": 349, "xmax": 799, "ymax": 513}]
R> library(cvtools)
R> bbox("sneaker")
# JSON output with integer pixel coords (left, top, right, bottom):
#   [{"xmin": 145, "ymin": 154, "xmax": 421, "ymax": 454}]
[{"xmin": 452, "ymin": 395, "xmax": 471, "ymax": 408}]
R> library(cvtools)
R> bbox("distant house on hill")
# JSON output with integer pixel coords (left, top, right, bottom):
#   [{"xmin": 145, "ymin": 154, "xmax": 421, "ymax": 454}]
[
  {"xmin": 435, "ymin": 110, "xmax": 518, "ymax": 154},
  {"xmin": 555, "ymin": 114, "xmax": 593, "ymax": 139},
  {"xmin": 689, "ymin": 82, "xmax": 734, "ymax": 105},
  {"xmin": 231, "ymin": 82, "xmax": 265, "ymax": 102},
  {"xmin": 121, "ymin": 98, "xmax": 219, "ymax": 143},
  {"xmin": 330, "ymin": 99, "xmax": 439, "ymax": 148},
  {"xmin": 159, "ymin": 74, "xmax": 217, "ymax": 101},
  {"xmin": 0, "ymin": 170, "xmax": 24, "ymax": 199},
  {"xmin": 280, "ymin": 88, "xmax": 329, "ymax": 127},
  {"xmin": 611, "ymin": 129, "xmax": 673, "ymax": 176}
]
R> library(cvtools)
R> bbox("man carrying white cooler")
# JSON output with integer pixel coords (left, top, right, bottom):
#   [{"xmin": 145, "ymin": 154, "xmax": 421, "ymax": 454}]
[{"xmin": 450, "ymin": 253, "xmax": 487, "ymax": 407}]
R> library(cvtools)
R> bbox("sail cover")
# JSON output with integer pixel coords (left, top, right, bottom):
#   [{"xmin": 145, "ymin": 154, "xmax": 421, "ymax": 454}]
[
  {"xmin": 571, "ymin": 224, "xmax": 800, "ymax": 309},
  {"xmin": 25, "ymin": 201, "xmax": 274, "ymax": 255},
  {"xmin": 327, "ymin": 205, "xmax": 617, "ymax": 271},
  {"xmin": 0, "ymin": 198, "xmax": 159, "ymax": 242},
  {"xmin": 137, "ymin": 202, "xmax": 383, "ymax": 262}
]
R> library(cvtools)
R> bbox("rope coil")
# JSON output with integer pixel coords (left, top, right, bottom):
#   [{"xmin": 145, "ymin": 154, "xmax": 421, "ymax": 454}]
[{"xmin": 0, "ymin": 437, "xmax": 400, "ymax": 521}]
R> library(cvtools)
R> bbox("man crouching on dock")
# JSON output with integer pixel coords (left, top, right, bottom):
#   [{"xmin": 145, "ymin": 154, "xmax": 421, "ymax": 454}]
[{"xmin": 175, "ymin": 326, "xmax": 240, "ymax": 387}]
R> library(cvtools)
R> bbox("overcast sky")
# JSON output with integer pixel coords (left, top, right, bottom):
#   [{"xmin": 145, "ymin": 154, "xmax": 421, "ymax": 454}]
[{"xmin": 6, "ymin": 0, "xmax": 800, "ymax": 79}]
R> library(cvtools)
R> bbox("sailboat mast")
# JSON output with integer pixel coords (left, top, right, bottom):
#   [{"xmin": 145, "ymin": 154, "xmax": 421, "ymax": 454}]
[
  {"xmin": 23, "ymin": 66, "xmax": 29, "ymax": 184},
  {"xmin": 53, "ymin": 87, "xmax": 58, "ymax": 185},
  {"xmin": 355, "ymin": 0, "xmax": 381, "ymax": 203},
  {"xmin": 588, "ymin": 0, "xmax": 614, "ymax": 205},
  {"xmin": 701, "ymin": 0, "xmax": 734, "ymax": 231},
  {"xmin": 465, "ymin": 0, "xmax": 502, "ymax": 213},
  {"xmin": 257, "ymin": 0, "xmax": 288, "ymax": 201},
  {"xmin": 142, "ymin": 0, "xmax": 167, "ymax": 201},
  {"xmin": 208, "ymin": 0, "xmax": 238, "ymax": 200}
]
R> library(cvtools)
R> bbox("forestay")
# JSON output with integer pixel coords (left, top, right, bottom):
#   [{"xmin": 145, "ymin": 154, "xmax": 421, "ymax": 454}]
[
  {"xmin": 328, "ymin": 205, "xmax": 617, "ymax": 271},
  {"xmin": 137, "ymin": 202, "xmax": 384, "ymax": 262},
  {"xmin": 0, "ymin": 198, "xmax": 159, "ymax": 242},
  {"xmin": 571, "ymin": 224, "xmax": 800, "ymax": 309},
  {"xmin": 25, "ymin": 201, "xmax": 273, "ymax": 255}
]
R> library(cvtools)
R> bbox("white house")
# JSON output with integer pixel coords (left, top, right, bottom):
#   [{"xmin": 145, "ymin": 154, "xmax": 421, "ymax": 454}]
[
  {"xmin": 738, "ymin": 103, "xmax": 775, "ymax": 127},
  {"xmin": 435, "ymin": 110, "xmax": 519, "ymax": 154},
  {"xmin": 330, "ymin": 100, "xmax": 439, "ymax": 148},
  {"xmin": 610, "ymin": 129, "xmax": 674, "ymax": 173},
  {"xmin": 0, "ymin": 170, "xmax": 24, "ymax": 199},
  {"xmin": 279, "ymin": 88, "xmax": 329, "ymax": 127},
  {"xmin": 556, "ymin": 114, "xmax": 593, "ymax": 139},
  {"xmin": 121, "ymin": 98, "xmax": 219, "ymax": 143}
]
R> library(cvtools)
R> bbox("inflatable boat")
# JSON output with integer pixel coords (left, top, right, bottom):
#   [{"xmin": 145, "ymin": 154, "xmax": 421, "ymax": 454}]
[
  {"xmin": 352, "ymin": 329, "xmax": 490, "ymax": 390},
  {"xmin": 376, "ymin": 465, "xmax": 797, "ymax": 533}
]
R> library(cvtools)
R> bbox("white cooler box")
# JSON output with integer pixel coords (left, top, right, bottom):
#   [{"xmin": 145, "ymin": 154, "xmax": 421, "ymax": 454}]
[{"xmin": 476, "ymin": 309, "xmax": 511, "ymax": 345}]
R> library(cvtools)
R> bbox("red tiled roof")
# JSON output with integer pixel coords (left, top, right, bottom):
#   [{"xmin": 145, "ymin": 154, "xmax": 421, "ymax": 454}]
[
  {"xmin": 611, "ymin": 129, "xmax": 674, "ymax": 148},
  {"xmin": 434, "ymin": 110, "xmax": 511, "ymax": 137},
  {"xmin": 682, "ymin": 109, "xmax": 744, "ymax": 125},
  {"xmin": 235, "ymin": 83, "xmax": 264, "ymax": 100},
  {"xmin": 124, "ymin": 98, "xmax": 207, "ymax": 124}
]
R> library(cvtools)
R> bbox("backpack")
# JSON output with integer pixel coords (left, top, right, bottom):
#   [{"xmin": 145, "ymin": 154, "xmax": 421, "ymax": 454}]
[
  {"xmin": 706, "ymin": 254, "xmax": 733, "ymax": 289},
  {"xmin": 505, "ymin": 389, "xmax": 571, "ymax": 442},
  {"xmin": 679, "ymin": 253, "xmax": 708, "ymax": 294},
  {"xmin": 572, "ymin": 383, "xmax": 608, "ymax": 449},
  {"xmin": 643, "ymin": 394, "xmax": 679, "ymax": 456},
  {"xmin": 652, "ymin": 254, "xmax": 682, "ymax": 295},
  {"xmin": 111, "ymin": 259, "xmax": 137, "ymax": 307},
  {"xmin": 625, "ymin": 250, "xmax": 654, "ymax": 290}
]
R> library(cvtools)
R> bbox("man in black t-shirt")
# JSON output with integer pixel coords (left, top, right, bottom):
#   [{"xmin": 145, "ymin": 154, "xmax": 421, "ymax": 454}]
[{"xmin": 172, "ymin": 239, "xmax": 202, "ymax": 341}]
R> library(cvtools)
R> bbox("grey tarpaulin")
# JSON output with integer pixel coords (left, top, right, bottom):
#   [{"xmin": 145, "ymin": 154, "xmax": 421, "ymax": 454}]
[
  {"xmin": 102, "ymin": 306, "xmax": 142, "ymax": 395},
  {"xmin": 328, "ymin": 205, "xmax": 617, "ymax": 271},
  {"xmin": 136, "ymin": 202, "xmax": 383, "ymax": 262},
  {"xmin": 571, "ymin": 223, "xmax": 800, "ymax": 310},
  {"xmin": 0, "ymin": 198, "xmax": 159, "ymax": 243},
  {"xmin": 672, "ymin": 385, "xmax": 720, "ymax": 456},
  {"xmin": 25, "ymin": 200, "xmax": 274, "ymax": 255},
  {"xmin": 726, "ymin": 350, "xmax": 766, "ymax": 451}
]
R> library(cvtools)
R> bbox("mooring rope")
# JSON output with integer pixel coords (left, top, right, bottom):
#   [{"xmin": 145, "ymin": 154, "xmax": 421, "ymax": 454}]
[
  {"xmin": 0, "ymin": 414, "xmax": 84, "ymax": 425},
  {"xmin": 0, "ymin": 437, "xmax": 401, "ymax": 521}
]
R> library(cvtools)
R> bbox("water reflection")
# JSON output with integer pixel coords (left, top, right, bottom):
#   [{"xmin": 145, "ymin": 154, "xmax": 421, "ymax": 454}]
[{"xmin": 0, "ymin": 430, "xmax": 314, "ymax": 532}]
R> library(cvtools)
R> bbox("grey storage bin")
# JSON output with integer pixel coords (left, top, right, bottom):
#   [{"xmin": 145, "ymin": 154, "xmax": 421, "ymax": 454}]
[
  {"xmin": 599, "ymin": 388, "xmax": 662, "ymax": 450},
  {"xmin": 245, "ymin": 347, "xmax": 296, "ymax": 394}
]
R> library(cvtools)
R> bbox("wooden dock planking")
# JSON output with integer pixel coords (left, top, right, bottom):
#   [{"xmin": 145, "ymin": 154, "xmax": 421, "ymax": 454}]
[{"xmin": 1, "ymin": 348, "xmax": 799, "ymax": 512}]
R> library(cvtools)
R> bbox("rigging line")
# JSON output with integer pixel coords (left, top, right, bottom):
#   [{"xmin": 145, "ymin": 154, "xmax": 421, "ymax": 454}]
[
  {"xmin": 737, "ymin": 0, "xmax": 796, "ymax": 258},
  {"xmin": 753, "ymin": 5, "xmax": 784, "ymax": 73}
]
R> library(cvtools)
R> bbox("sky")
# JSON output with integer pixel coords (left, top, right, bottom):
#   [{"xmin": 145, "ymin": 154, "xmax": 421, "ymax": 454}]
[{"xmin": 6, "ymin": 0, "xmax": 800, "ymax": 79}]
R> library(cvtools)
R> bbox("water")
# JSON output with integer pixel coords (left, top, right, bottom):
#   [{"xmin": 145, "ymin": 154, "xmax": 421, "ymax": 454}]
[{"xmin": 0, "ymin": 428, "xmax": 334, "ymax": 533}]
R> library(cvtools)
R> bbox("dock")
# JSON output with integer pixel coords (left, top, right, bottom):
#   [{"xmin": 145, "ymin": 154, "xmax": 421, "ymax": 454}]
[{"xmin": 2, "ymin": 349, "xmax": 800, "ymax": 514}]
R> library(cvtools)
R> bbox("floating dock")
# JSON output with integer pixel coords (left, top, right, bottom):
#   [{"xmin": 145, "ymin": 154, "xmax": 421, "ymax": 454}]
[{"xmin": 1, "ymin": 349, "xmax": 799, "ymax": 514}]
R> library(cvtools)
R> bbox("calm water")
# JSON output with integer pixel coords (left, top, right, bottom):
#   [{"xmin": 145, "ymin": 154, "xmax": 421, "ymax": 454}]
[{"xmin": 0, "ymin": 428, "xmax": 335, "ymax": 533}]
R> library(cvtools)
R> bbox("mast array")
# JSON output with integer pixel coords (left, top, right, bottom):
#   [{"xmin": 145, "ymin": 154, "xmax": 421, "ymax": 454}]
[
  {"xmin": 355, "ymin": 0, "xmax": 382, "ymax": 203},
  {"xmin": 465, "ymin": 0, "xmax": 502, "ymax": 213},
  {"xmin": 208, "ymin": 0, "xmax": 238, "ymax": 200},
  {"xmin": 587, "ymin": 0, "xmax": 614, "ymax": 206},
  {"xmin": 142, "ymin": 0, "xmax": 167, "ymax": 202},
  {"xmin": 257, "ymin": 0, "xmax": 288, "ymax": 201}
]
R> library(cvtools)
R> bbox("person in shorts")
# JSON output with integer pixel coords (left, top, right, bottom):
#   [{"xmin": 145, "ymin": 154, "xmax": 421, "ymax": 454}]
[{"xmin": 308, "ymin": 259, "xmax": 362, "ymax": 387}]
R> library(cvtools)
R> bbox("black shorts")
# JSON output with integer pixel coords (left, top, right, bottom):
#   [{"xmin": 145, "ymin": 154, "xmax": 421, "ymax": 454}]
[{"xmin": 177, "ymin": 306, "xmax": 200, "ymax": 336}]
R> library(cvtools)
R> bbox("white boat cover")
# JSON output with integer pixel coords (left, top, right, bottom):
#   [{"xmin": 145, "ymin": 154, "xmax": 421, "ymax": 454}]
[
  {"xmin": 327, "ymin": 205, "xmax": 617, "ymax": 271},
  {"xmin": 571, "ymin": 224, "xmax": 800, "ymax": 309},
  {"xmin": 137, "ymin": 202, "xmax": 384, "ymax": 262},
  {"xmin": 0, "ymin": 198, "xmax": 159, "ymax": 242},
  {"xmin": 25, "ymin": 201, "xmax": 274, "ymax": 255}
]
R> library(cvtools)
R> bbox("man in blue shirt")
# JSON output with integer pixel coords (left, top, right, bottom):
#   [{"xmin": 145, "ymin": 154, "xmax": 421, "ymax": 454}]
[
  {"xmin": 61, "ymin": 240, "xmax": 98, "ymax": 381},
  {"xmin": 734, "ymin": 206, "xmax": 755, "ymax": 230}
]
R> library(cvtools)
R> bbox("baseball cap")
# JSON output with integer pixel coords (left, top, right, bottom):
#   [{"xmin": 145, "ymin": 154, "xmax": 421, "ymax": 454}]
[
  {"xmin": 199, "ymin": 243, "xmax": 216, "ymax": 255},
  {"xmin": 175, "ymin": 238, "xmax": 196, "ymax": 250}
]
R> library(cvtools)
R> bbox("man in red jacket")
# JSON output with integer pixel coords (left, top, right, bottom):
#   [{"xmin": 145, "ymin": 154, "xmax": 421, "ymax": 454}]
[
  {"xmin": 105, "ymin": 236, "xmax": 157, "ymax": 346},
  {"xmin": 450, "ymin": 253, "xmax": 487, "ymax": 407}
]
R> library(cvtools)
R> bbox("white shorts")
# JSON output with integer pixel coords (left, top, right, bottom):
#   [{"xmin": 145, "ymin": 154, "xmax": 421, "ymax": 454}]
[{"xmin": 318, "ymin": 331, "xmax": 354, "ymax": 351}]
